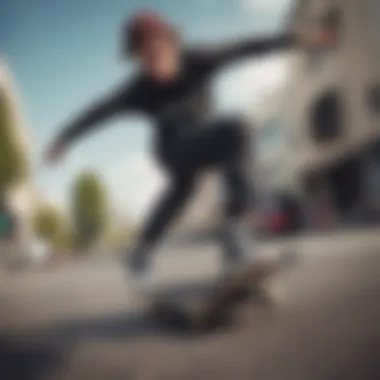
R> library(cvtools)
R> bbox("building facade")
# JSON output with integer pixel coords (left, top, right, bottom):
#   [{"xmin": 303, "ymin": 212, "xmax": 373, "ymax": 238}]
[{"xmin": 286, "ymin": 0, "xmax": 380, "ymax": 221}]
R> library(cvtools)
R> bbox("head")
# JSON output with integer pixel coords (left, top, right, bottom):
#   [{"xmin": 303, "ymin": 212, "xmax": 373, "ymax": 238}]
[{"xmin": 123, "ymin": 11, "xmax": 181, "ymax": 81}]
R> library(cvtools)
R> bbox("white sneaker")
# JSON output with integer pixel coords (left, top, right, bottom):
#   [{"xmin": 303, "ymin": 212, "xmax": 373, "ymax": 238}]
[
  {"xmin": 220, "ymin": 219, "xmax": 253, "ymax": 256},
  {"xmin": 122, "ymin": 244, "xmax": 154, "ymax": 293},
  {"xmin": 219, "ymin": 219, "xmax": 255, "ymax": 276}
]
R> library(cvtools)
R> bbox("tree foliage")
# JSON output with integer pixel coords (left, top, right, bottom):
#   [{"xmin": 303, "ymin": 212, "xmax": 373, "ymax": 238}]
[
  {"xmin": 0, "ymin": 85, "xmax": 29, "ymax": 195},
  {"xmin": 71, "ymin": 170, "xmax": 109, "ymax": 249},
  {"xmin": 33, "ymin": 204, "xmax": 65, "ymax": 244}
]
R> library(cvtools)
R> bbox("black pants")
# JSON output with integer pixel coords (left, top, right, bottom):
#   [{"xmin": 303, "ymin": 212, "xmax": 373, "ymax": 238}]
[{"xmin": 139, "ymin": 117, "xmax": 253, "ymax": 246}]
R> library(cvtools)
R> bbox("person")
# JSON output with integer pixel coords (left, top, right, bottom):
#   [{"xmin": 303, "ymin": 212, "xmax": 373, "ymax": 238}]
[{"xmin": 45, "ymin": 11, "xmax": 337, "ymax": 284}]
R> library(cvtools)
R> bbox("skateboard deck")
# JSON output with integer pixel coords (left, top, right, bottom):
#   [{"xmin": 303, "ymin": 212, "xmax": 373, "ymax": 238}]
[{"xmin": 144, "ymin": 250, "xmax": 298, "ymax": 331}]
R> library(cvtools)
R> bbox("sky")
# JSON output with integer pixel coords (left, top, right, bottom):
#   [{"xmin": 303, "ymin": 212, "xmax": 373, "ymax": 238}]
[{"xmin": 1, "ymin": 0, "xmax": 294, "ymax": 221}]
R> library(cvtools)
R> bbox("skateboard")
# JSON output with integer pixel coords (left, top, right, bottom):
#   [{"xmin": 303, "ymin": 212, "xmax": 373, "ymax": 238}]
[{"xmin": 144, "ymin": 250, "xmax": 299, "ymax": 331}]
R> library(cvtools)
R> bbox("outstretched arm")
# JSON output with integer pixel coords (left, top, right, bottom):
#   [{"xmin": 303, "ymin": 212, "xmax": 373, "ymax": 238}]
[
  {"xmin": 191, "ymin": 32, "xmax": 295, "ymax": 72},
  {"xmin": 55, "ymin": 88, "xmax": 127, "ymax": 147},
  {"xmin": 191, "ymin": 27, "xmax": 337, "ymax": 73},
  {"xmin": 212, "ymin": 33, "xmax": 296, "ymax": 65},
  {"xmin": 45, "ymin": 82, "xmax": 139, "ymax": 164}
]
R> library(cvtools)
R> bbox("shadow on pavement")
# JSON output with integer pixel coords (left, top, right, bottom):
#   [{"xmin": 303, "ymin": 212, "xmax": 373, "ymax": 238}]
[
  {"xmin": 43, "ymin": 301, "xmax": 233, "ymax": 343},
  {"xmin": 44, "ymin": 311, "xmax": 178, "ymax": 342},
  {"xmin": 0, "ymin": 310, "xmax": 199, "ymax": 380},
  {"xmin": 41, "ymin": 277, "xmax": 239, "ymax": 344},
  {"xmin": 0, "ymin": 336, "xmax": 63, "ymax": 380}
]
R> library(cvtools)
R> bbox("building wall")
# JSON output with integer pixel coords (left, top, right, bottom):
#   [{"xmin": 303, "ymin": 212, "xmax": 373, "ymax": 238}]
[{"xmin": 288, "ymin": 0, "xmax": 380, "ymax": 185}]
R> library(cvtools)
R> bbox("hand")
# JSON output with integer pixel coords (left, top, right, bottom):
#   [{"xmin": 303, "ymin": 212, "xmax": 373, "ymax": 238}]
[
  {"xmin": 298, "ymin": 27, "xmax": 338, "ymax": 49},
  {"xmin": 44, "ymin": 139, "xmax": 67, "ymax": 165}
]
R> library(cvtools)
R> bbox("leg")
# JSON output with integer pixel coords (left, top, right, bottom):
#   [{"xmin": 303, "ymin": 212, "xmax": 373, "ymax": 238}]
[
  {"xmin": 217, "ymin": 120, "xmax": 282, "ymax": 276},
  {"xmin": 125, "ymin": 116, "xmax": 252, "ymax": 277},
  {"xmin": 220, "ymin": 159, "xmax": 255, "ymax": 265},
  {"xmin": 125, "ymin": 170, "xmax": 197, "ymax": 274},
  {"xmin": 165, "ymin": 116, "xmax": 255, "ymax": 267},
  {"xmin": 223, "ymin": 157, "xmax": 253, "ymax": 219},
  {"xmin": 140, "ymin": 171, "xmax": 197, "ymax": 245},
  {"xmin": 214, "ymin": 118, "xmax": 256, "ymax": 267}
]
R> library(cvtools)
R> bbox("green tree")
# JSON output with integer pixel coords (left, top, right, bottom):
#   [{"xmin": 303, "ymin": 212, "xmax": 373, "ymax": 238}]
[
  {"xmin": 71, "ymin": 170, "xmax": 109, "ymax": 250},
  {"xmin": 54, "ymin": 224, "xmax": 74, "ymax": 254},
  {"xmin": 33, "ymin": 204, "xmax": 66, "ymax": 245},
  {"xmin": 0, "ymin": 77, "xmax": 29, "ymax": 196},
  {"xmin": 33, "ymin": 204, "xmax": 74, "ymax": 256}
]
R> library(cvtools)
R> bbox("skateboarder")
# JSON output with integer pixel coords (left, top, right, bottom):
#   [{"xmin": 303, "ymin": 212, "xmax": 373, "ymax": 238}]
[{"xmin": 45, "ymin": 11, "xmax": 337, "ymax": 285}]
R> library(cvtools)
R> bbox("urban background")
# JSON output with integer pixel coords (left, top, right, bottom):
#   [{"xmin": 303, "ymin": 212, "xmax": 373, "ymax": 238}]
[
  {"xmin": 1, "ymin": 0, "xmax": 380, "ymax": 268},
  {"xmin": 2, "ymin": 1, "xmax": 380, "ymax": 380}
]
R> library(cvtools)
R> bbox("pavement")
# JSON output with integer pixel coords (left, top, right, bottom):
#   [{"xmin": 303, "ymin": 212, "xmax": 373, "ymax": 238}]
[{"xmin": 1, "ymin": 229, "xmax": 380, "ymax": 380}]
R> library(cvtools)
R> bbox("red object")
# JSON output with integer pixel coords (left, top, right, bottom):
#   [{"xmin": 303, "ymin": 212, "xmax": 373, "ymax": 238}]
[
  {"xmin": 255, "ymin": 211, "xmax": 288, "ymax": 233},
  {"xmin": 267, "ymin": 212, "xmax": 288, "ymax": 231}
]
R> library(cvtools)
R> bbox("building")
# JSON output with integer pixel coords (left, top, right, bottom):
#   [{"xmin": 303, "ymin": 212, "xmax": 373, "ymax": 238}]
[{"xmin": 286, "ymin": 0, "xmax": 380, "ymax": 221}]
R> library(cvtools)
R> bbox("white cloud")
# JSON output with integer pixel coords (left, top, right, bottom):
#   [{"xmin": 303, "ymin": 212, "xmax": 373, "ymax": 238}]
[
  {"xmin": 215, "ymin": 54, "xmax": 289, "ymax": 114},
  {"xmin": 196, "ymin": 0, "xmax": 293, "ymax": 13},
  {"xmin": 106, "ymin": 151, "xmax": 166, "ymax": 221},
  {"xmin": 241, "ymin": 0, "xmax": 293, "ymax": 12}
]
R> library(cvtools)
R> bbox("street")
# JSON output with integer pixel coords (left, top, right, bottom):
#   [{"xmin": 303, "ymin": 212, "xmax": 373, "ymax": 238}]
[{"xmin": 1, "ymin": 229, "xmax": 380, "ymax": 380}]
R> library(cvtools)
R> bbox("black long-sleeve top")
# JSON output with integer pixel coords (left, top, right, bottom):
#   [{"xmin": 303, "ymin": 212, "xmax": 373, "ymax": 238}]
[{"xmin": 55, "ymin": 33, "xmax": 296, "ymax": 153}]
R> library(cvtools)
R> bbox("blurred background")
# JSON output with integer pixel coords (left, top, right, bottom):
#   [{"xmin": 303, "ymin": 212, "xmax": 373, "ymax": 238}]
[
  {"xmin": 1, "ymin": 0, "xmax": 380, "ymax": 266},
  {"xmin": 1, "ymin": 1, "xmax": 380, "ymax": 379}
]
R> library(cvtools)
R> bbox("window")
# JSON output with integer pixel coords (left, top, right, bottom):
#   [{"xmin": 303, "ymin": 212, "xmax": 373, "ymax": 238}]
[
  {"xmin": 322, "ymin": 8, "xmax": 341, "ymax": 31},
  {"xmin": 367, "ymin": 140, "xmax": 380, "ymax": 209},
  {"xmin": 367, "ymin": 84, "xmax": 380, "ymax": 114},
  {"xmin": 371, "ymin": 140, "xmax": 380, "ymax": 160},
  {"xmin": 309, "ymin": 90, "xmax": 344, "ymax": 143}
]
